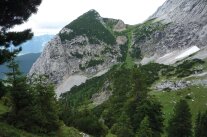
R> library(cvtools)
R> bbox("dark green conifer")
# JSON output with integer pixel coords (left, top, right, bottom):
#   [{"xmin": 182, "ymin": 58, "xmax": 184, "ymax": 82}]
[
  {"xmin": 167, "ymin": 99, "xmax": 192, "ymax": 137},
  {"xmin": 136, "ymin": 116, "xmax": 153, "ymax": 137},
  {"xmin": 195, "ymin": 111, "xmax": 207, "ymax": 137}
]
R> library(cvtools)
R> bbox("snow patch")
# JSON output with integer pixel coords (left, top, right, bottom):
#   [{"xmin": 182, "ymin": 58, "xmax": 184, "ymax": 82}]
[
  {"xmin": 175, "ymin": 46, "xmax": 200, "ymax": 59},
  {"xmin": 156, "ymin": 46, "xmax": 200, "ymax": 65}
]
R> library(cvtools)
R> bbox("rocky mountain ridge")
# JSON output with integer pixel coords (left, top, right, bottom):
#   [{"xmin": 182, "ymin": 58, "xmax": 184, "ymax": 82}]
[{"xmin": 137, "ymin": 0, "xmax": 207, "ymax": 64}]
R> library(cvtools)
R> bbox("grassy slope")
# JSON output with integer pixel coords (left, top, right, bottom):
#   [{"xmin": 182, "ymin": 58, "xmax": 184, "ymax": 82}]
[
  {"xmin": 151, "ymin": 86, "xmax": 207, "ymax": 128},
  {"xmin": 125, "ymin": 30, "xmax": 134, "ymax": 68}
]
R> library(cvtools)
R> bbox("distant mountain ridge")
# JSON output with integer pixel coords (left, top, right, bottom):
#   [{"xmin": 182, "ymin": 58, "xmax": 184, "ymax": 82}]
[
  {"xmin": 0, "ymin": 53, "xmax": 41, "ymax": 79},
  {"xmin": 20, "ymin": 34, "xmax": 53, "ymax": 55}
]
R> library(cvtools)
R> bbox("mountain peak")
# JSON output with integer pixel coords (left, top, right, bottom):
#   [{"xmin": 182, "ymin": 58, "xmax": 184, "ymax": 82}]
[
  {"xmin": 59, "ymin": 9, "xmax": 115, "ymax": 45},
  {"xmin": 87, "ymin": 9, "xmax": 99, "ymax": 15}
]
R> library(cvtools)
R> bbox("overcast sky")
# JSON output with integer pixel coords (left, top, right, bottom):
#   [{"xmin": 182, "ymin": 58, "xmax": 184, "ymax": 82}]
[{"xmin": 13, "ymin": 0, "xmax": 166, "ymax": 36}]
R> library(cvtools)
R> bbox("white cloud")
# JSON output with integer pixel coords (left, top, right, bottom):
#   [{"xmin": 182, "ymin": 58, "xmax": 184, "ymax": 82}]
[{"xmin": 13, "ymin": 0, "xmax": 166, "ymax": 35}]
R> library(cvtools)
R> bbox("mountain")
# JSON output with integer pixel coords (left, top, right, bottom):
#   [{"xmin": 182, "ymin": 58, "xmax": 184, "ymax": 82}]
[
  {"xmin": 20, "ymin": 34, "xmax": 53, "ymax": 55},
  {"xmin": 0, "ymin": 53, "xmax": 41, "ymax": 79},
  {"xmin": 29, "ymin": 1, "xmax": 207, "ymax": 95},
  {"xmin": 135, "ymin": 0, "xmax": 207, "ymax": 64},
  {"xmin": 29, "ymin": 10, "xmax": 128, "ymax": 95}
]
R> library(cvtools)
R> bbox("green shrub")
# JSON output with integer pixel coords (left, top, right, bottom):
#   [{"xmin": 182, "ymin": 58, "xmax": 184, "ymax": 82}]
[
  {"xmin": 71, "ymin": 52, "xmax": 83, "ymax": 59},
  {"xmin": 133, "ymin": 19, "xmax": 166, "ymax": 43}
]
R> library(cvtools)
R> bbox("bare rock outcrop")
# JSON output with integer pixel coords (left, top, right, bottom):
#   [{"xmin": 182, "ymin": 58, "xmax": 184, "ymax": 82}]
[{"xmin": 136, "ymin": 0, "xmax": 207, "ymax": 61}]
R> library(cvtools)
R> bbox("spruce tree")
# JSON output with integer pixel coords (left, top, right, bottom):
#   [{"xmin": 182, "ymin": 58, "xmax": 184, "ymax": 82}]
[
  {"xmin": 136, "ymin": 116, "xmax": 153, "ymax": 137},
  {"xmin": 167, "ymin": 99, "xmax": 192, "ymax": 137},
  {"xmin": 111, "ymin": 113, "xmax": 134, "ymax": 137},
  {"xmin": 195, "ymin": 111, "xmax": 207, "ymax": 137},
  {"xmin": 0, "ymin": 0, "xmax": 42, "ymax": 64},
  {"xmin": 4, "ymin": 58, "xmax": 35, "ymax": 131},
  {"xmin": 5, "ymin": 60, "xmax": 59, "ymax": 133},
  {"xmin": 30, "ymin": 75, "xmax": 60, "ymax": 133},
  {"xmin": 135, "ymin": 97, "xmax": 164, "ymax": 137},
  {"xmin": 5, "ymin": 58, "xmax": 29, "ymax": 116},
  {"xmin": 195, "ymin": 112, "xmax": 202, "ymax": 137}
]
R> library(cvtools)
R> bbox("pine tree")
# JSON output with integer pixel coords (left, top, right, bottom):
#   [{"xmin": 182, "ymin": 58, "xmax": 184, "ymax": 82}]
[
  {"xmin": 30, "ymin": 75, "xmax": 60, "ymax": 133},
  {"xmin": 195, "ymin": 112, "xmax": 202, "ymax": 137},
  {"xmin": 135, "ymin": 97, "xmax": 164, "ymax": 137},
  {"xmin": 4, "ymin": 58, "xmax": 29, "ymax": 116},
  {"xmin": 5, "ymin": 60, "xmax": 59, "ymax": 133},
  {"xmin": 111, "ymin": 112, "xmax": 134, "ymax": 137},
  {"xmin": 136, "ymin": 116, "xmax": 153, "ymax": 137},
  {"xmin": 167, "ymin": 99, "xmax": 192, "ymax": 137},
  {"xmin": 195, "ymin": 111, "xmax": 207, "ymax": 137},
  {"xmin": 0, "ymin": 0, "xmax": 42, "ymax": 64}
]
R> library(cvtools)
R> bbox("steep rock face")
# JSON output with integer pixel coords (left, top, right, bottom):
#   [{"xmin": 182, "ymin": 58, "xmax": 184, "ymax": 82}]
[
  {"xmin": 150, "ymin": 0, "xmax": 207, "ymax": 24},
  {"xmin": 133, "ymin": 0, "xmax": 207, "ymax": 63},
  {"xmin": 29, "ymin": 10, "xmax": 126, "ymax": 91}
]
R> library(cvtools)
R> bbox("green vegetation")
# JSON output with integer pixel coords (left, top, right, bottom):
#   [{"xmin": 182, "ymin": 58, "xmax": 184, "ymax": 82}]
[
  {"xmin": 0, "ymin": 101, "xmax": 8, "ymax": 115},
  {"xmin": 175, "ymin": 59, "xmax": 205, "ymax": 78},
  {"xmin": 1, "ymin": 59, "xmax": 60, "ymax": 135},
  {"xmin": 0, "ymin": 121, "xmax": 82, "ymax": 137},
  {"xmin": 71, "ymin": 52, "xmax": 83, "ymax": 59},
  {"xmin": 117, "ymin": 43, "xmax": 128, "ymax": 62},
  {"xmin": 1, "ymin": 57, "xmax": 207, "ymax": 136},
  {"xmin": 130, "ymin": 47, "xmax": 141, "ymax": 59},
  {"xmin": 79, "ymin": 59, "xmax": 104, "ymax": 70},
  {"xmin": 87, "ymin": 59, "xmax": 104, "ymax": 68},
  {"xmin": 59, "ymin": 69, "xmax": 109, "ymax": 108},
  {"xmin": 167, "ymin": 100, "xmax": 192, "ymax": 137},
  {"xmin": 195, "ymin": 111, "xmax": 207, "ymax": 137},
  {"xmin": 60, "ymin": 57, "xmax": 207, "ymax": 137},
  {"xmin": 124, "ymin": 31, "xmax": 134, "ymax": 68},
  {"xmin": 136, "ymin": 116, "xmax": 153, "ymax": 137},
  {"xmin": 59, "ymin": 10, "xmax": 116, "ymax": 45},
  {"xmin": 0, "ymin": 122, "xmax": 42, "ymax": 137},
  {"xmin": 130, "ymin": 19, "xmax": 168, "ymax": 59},
  {"xmin": 133, "ymin": 19, "xmax": 167, "ymax": 43},
  {"xmin": 151, "ymin": 86, "xmax": 207, "ymax": 125},
  {"xmin": 139, "ymin": 63, "xmax": 169, "ymax": 85},
  {"xmin": 57, "ymin": 125, "xmax": 82, "ymax": 137},
  {"xmin": 103, "ymin": 18, "xmax": 119, "ymax": 31},
  {"xmin": 60, "ymin": 65, "xmax": 164, "ymax": 137},
  {"xmin": 137, "ymin": 59, "xmax": 205, "ymax": 85}
]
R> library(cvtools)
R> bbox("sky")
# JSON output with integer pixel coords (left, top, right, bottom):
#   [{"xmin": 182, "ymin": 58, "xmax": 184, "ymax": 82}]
[{"xmin": 13, "ymin": 0, "xmax": 166, "ymax": 36}]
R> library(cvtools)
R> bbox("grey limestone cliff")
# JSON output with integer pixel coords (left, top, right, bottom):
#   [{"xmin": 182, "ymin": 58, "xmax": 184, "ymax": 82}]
[{"xmin": 29, "ymin": 10, "xmax": 127, "ymax": 92}]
